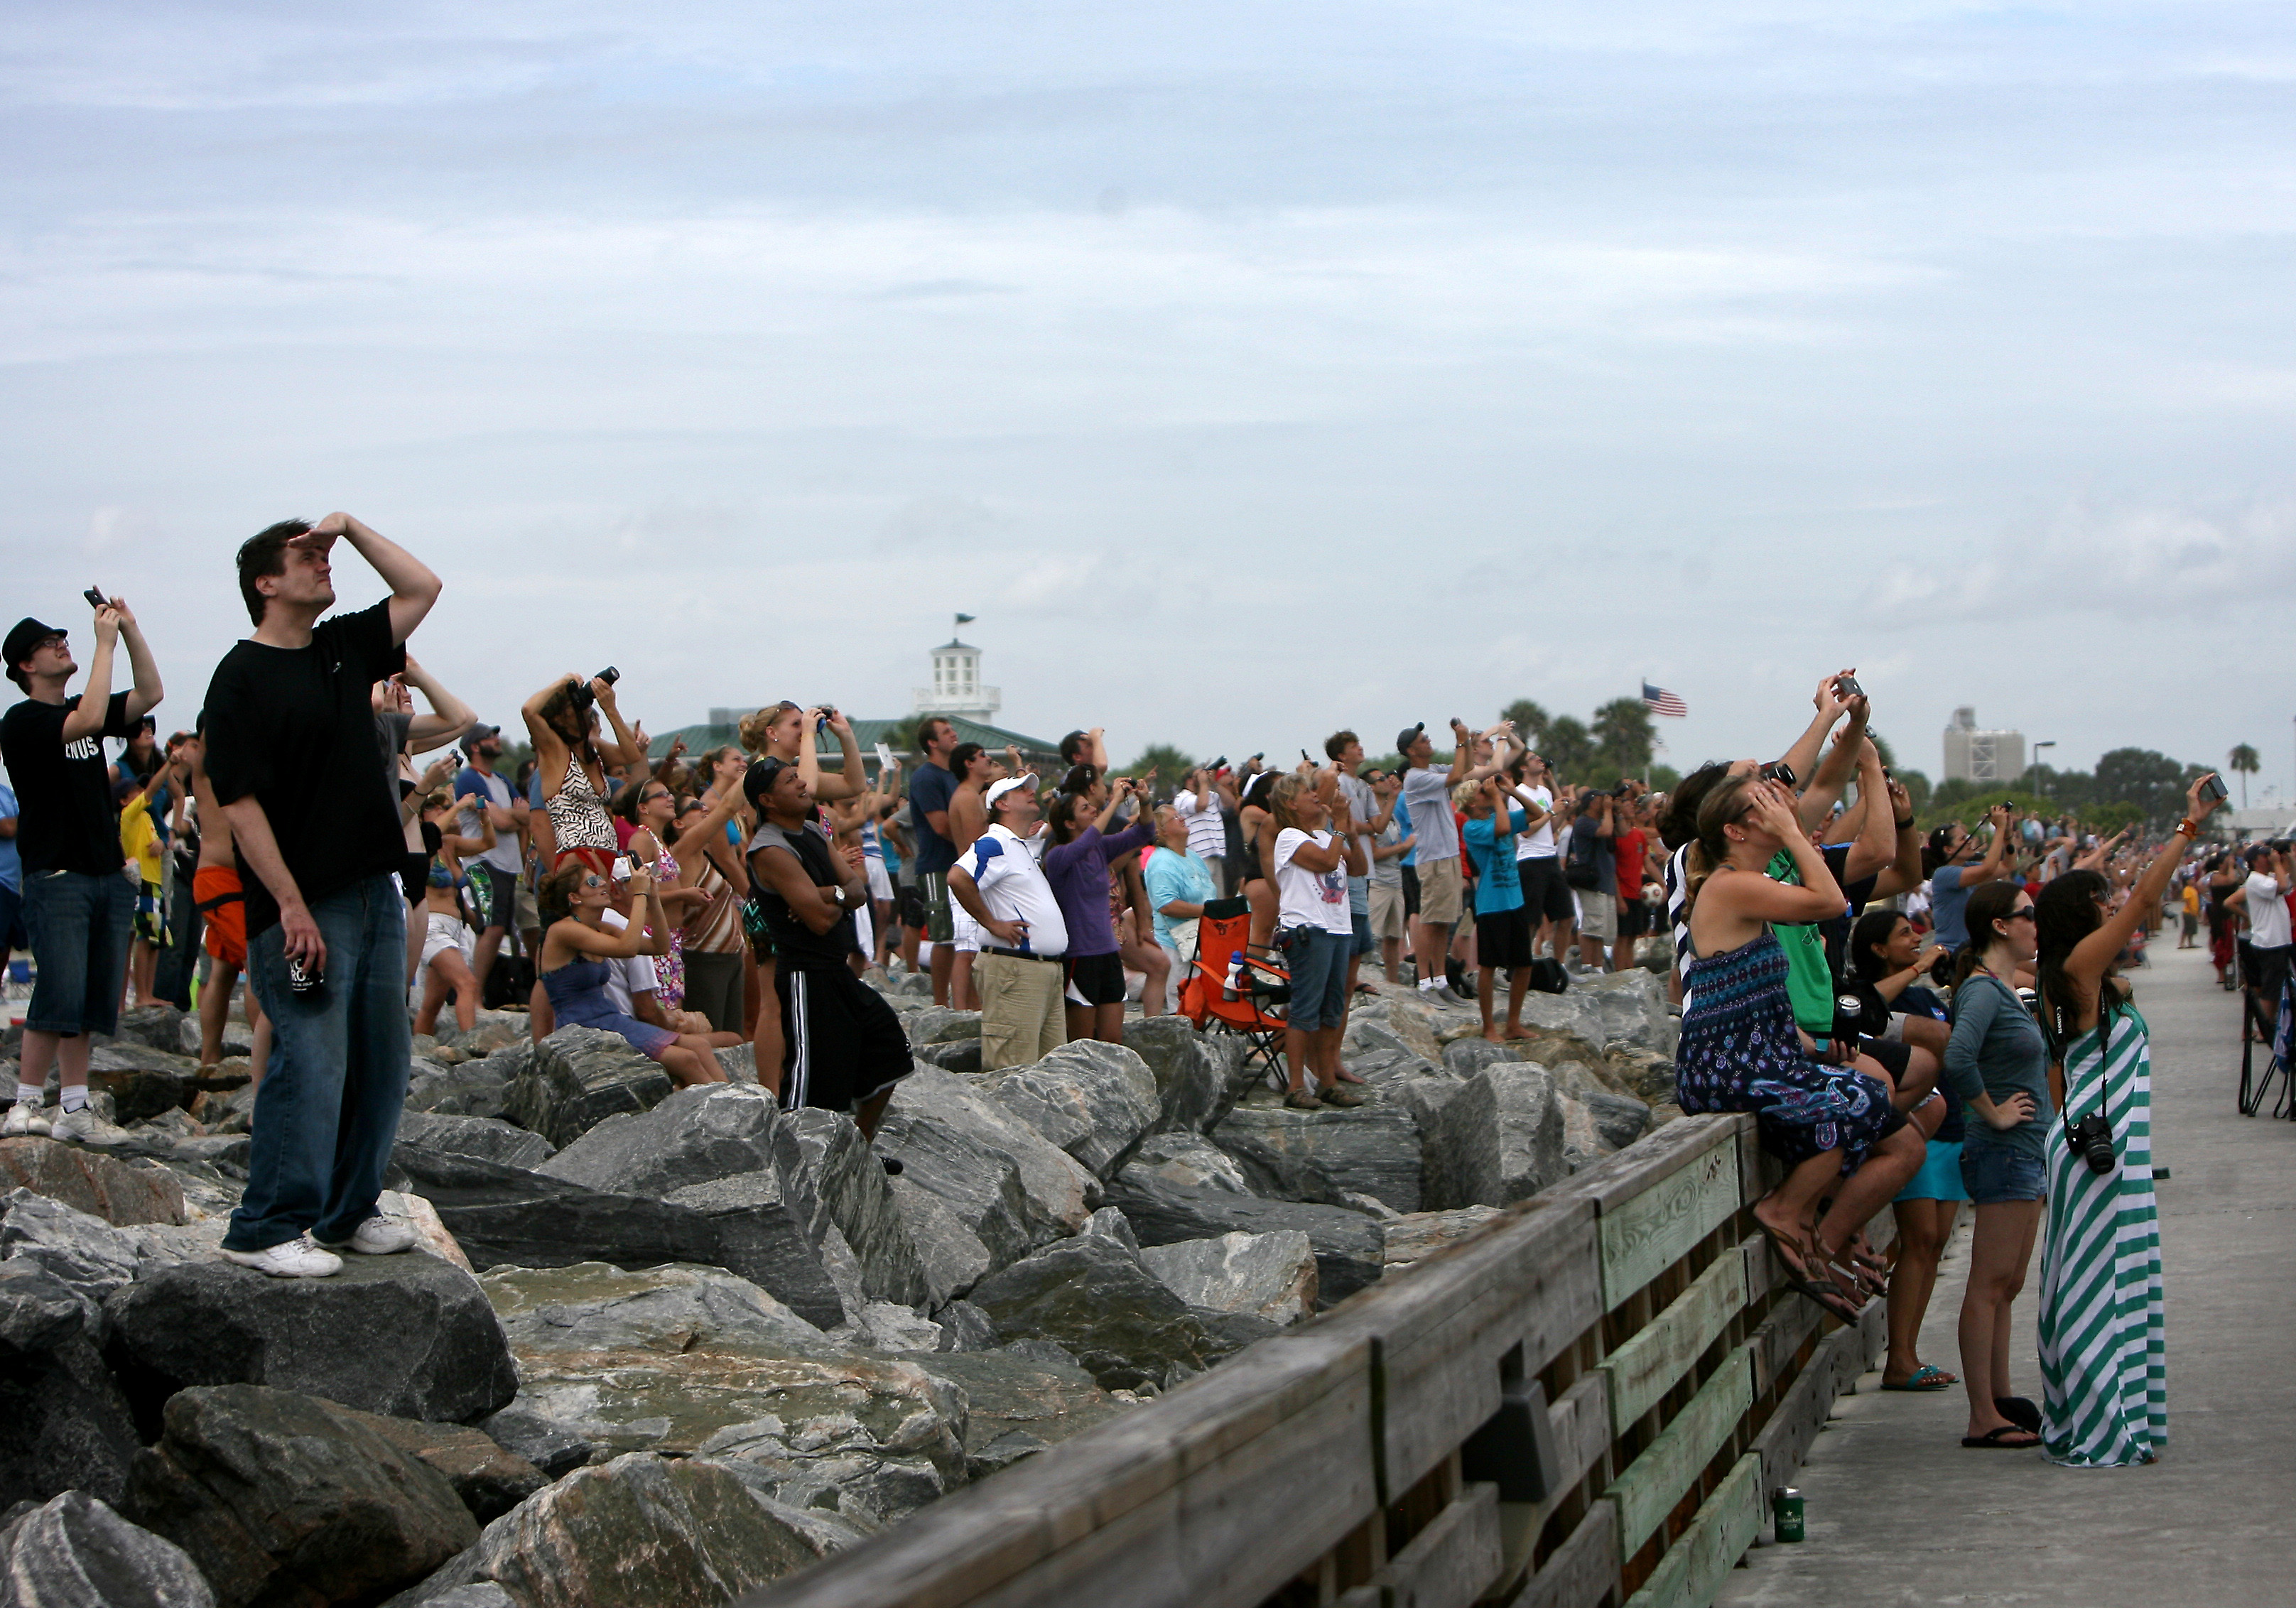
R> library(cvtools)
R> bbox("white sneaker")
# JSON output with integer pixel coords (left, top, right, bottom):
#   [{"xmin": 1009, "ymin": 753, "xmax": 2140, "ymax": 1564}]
[
  {"xmin": 222, "ymin": 1232, "xmax": 344, "ymax": 1279},
  {"xmin": 318, "ymin": 1213, "xmax": 419, "ymax": 1256},
  {"xmin": 1, "ymin": 1102, "xmax": 51, "ymax": 1137},
  {"xmin": 49, "ymin": 1105, "xmax": 126, "ymax": 1147}
]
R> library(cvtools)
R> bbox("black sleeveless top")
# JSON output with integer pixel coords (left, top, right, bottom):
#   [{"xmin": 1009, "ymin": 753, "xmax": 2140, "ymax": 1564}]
[{"xmin": 749, "ymin": 820, "xmax": 854, "ymax": 967}]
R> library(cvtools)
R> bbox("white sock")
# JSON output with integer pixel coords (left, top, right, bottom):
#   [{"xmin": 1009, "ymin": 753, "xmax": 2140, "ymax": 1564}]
[
  {"xmin": 59, "ymin": 1087, "xmax": 87, "ymax": 1114},
  {"xmin": 13, "ymin": 1082, "xmax": 40, "ymax": 1107}
]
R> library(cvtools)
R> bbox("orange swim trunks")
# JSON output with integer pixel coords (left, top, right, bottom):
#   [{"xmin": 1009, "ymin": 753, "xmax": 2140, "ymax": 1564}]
[{"xmin": 195, "ymin": 866, "xmax": 247, "ymax": 968}]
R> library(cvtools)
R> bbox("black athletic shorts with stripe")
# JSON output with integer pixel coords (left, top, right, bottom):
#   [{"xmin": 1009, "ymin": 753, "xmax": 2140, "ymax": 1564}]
[{"xmin": 775, "ymin": 960, "xmax": 914, "ymax": 1114}]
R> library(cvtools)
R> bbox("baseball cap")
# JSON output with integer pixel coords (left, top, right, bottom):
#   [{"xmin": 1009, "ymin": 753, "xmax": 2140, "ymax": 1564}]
[
  {"xmin": 459, "ymin": 722, "xmax": 502, "ymax": 754},
  {"xmin": 4, "ymin": 619, "xmax": 63, "ymax": 690},
  {"xmin": 742, "ymin": 756, "xmax": 791, "ymax": 810},
  {"xmin": 986, "ymin": 773, "xmax": 1039, "ymax": 809},
  {"xmin": 1395, "ymin": 722, "xmax": 1425, "ymax": 753}
]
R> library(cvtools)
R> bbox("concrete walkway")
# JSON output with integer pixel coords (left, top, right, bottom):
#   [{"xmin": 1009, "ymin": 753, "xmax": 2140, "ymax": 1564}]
[{"xmin": 1720, "ymin": 935, "xmax": 2295, "ymax": 1607}]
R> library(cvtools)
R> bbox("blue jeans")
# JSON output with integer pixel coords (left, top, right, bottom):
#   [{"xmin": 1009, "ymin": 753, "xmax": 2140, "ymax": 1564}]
[
  {"xmin": 1279, "ymin": 925, "xmax": 1350, "ymax": 1031},
  {"xmin": 224, "ymin": 874, "xmax": 411, "ymax": 1252},
  {"xmin": 21, "ymin": 868, "xmax": 135, "ymax": 1037}
]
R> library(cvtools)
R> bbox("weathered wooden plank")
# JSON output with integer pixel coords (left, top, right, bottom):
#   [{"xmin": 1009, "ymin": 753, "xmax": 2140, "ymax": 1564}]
[
  {"xmin": 1601, "ymin": 1249, "xmax": 1748, "ymax": 1432},
  {"xmin": 1549, "ymin": 1371, "xmax": 1613, "ymax": 1496},
  {"xmin": 744, "ymin": 1332, "xmax": 1371, "ymax": 1608},
  {"xmin": 1749, "ymin": 1298, "xmax": 1883, "ymax": 1499},
  {"xmin": 1372, "ymin": 1481, "xmax": 1503, "ymax": 1608},
  {"xmin": 1747, "ymin": 1280, "xmax": 1821, "ymax": 1398},
  {"xmin": 1314, "ymin": 1198, "xmax": 1603, "ymax": 1496},
  {"xmin": 1733, "ymin": 1118, "xmax": 1766, "ymax": 1207},
  {"xmin": 1620, "ymin": 1453, "xmax": 1763, "ymax": 1608},
  {"xmin": 1605, "ymin": 1342, "xmax": 1754, "ymax": 1558},
  {"xmin": 1597, "ymin": 1137, "xmax": 1740, "ymax": 1310},
  {"xmin": 1543, "ymin": 1114, "xmax": 1738, "ymax": 1216},
  {"xmin": 1507, "ymin": 1498, "xmax": 1621, "ymax": 1608}
]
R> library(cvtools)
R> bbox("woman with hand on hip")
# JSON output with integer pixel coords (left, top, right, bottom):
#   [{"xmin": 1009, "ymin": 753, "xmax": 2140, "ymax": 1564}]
[
  {"xmin": 1942, "ymin": 879, "xmax": 2050, "ymax": 1449},
  {"xmin": 2032, "ymin": 774, "xmax": 2225, "ymax": 1467}
]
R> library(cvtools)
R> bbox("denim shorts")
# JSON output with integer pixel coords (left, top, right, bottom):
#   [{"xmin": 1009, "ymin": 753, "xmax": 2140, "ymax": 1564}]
[
  {"xmin": 1960, "ymin": 1137, "xmax": 2047, "ymax": 1205},
  {"xmin": 1350, "ymin": 909, "xmax": 1375, "ymax": 959},
  {"xmin": 21, "ymin": 868, "xmax": 135, "ymax": 1038},
  {"xmin": 1279, "ymin": 925, "xmax": 1350, "ymax": 1031}
]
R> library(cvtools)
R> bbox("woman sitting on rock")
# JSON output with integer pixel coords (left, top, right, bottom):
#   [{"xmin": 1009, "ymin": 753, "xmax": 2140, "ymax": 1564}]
[{"xmin": 537, "ymin": 858, "xmax": 727, "ymax": 1088}]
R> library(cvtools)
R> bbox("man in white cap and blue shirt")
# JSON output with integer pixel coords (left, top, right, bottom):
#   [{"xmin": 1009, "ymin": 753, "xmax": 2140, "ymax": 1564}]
[{"xmin": 948, "ymin": 771, "xmax": 1068, "ymax": 1070}]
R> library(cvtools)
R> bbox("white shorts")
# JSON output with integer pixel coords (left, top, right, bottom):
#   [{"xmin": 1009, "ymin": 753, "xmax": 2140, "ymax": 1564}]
[
  {"xmin": 865, "ymin": 857, "xmax": 894, "ymax": 903},
  {"xmin": 952, "ymin": 903, "xmax": 983, "ymax": 955},
  {"xmin": 421, "ymin": 913, "xmax": 475, "ymax": 972}
]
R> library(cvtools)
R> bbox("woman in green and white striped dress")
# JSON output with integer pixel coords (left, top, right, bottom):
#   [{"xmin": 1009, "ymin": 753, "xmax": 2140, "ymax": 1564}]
[{"xmin": 2032, "ymin": 775, "xmax": 2223, "ymax": 1467}]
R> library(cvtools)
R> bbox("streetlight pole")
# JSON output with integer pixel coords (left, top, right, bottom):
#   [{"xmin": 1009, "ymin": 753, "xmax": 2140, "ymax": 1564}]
[{"xmin": 2032, "ymin": 740, "xmax": 2056, "ymax": 801}]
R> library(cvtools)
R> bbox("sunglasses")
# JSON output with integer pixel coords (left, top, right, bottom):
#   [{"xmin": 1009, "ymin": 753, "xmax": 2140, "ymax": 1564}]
[
  {"xmin": 2008, "ymin": 906, "xmax": 2036, "ymax": 922},
  {"xmin": 580, "ymin": 874, "xmax": 607, "ymax": 889}
]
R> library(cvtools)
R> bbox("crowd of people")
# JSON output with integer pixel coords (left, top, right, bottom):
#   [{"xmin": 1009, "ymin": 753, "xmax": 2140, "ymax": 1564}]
[{"xmin": 1, "ymin": 537, "xmax": 2277, "ymax": 1477}]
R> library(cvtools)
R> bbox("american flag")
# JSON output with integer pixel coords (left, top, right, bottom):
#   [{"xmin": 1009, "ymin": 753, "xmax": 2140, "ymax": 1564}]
[{"xmin": 1642, "ymin": 681, "xmax": 1688, "ymax": 719}]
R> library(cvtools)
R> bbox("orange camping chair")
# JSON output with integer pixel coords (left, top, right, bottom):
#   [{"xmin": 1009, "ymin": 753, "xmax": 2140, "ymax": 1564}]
[{"xmin": 1179, "ymin": 897, "xmax": 1291, "ymax": 1086}]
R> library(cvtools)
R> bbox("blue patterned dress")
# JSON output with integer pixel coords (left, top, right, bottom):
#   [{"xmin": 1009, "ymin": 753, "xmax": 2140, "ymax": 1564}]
[{"xmin": 1677, "ymin": 927, "xmax": 1899, "ymax": 1164}]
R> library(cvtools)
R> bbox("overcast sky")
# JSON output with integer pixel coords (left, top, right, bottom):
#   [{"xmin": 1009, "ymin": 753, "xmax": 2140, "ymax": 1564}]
[{"xmin": 6, "ymin": 2, "xmax": 2294, "ymax": 794}]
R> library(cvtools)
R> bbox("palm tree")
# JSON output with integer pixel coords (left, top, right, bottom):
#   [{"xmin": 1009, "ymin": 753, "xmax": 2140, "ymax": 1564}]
[{"xmin": 2229, "ymin": 744, "xmax": 2261, "ymax": 808}]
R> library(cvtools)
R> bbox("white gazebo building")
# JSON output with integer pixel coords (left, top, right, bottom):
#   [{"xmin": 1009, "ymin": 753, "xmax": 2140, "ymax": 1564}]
[{"xmin": 914, "ymin": 616, "xmax": 1001, "ymax": 725}]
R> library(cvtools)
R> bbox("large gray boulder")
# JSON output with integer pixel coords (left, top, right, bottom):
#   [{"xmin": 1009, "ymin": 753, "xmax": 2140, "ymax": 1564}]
[
  {"xmin": 381, "ymin": 1453, "xmax": 837, "ymax": 1608},
  {"xmin": 1116, "ymin": 1131, "xmax": 1253, "ymax": 1195},
  {"xmin": 0, "ymin": 1139, "xmax": 185, "ymax": 1227},
  {"xmin": 404, "ymin": 1045, "xmax": 526, "ymax": 1121},
  {"xmin": 126, "ymin": 1384, "xmax": 478, "ymax": 1608},
  {"xmin": 901, "ymin": 1007, "xmax": 982, "ymax": 1045},
  {"xmin": 482, "ymin": 1262, "xmax": 833, "ymax": 1359},
  {"xmin": 0, "ymin": 1267, "xmax": 139, "ymax": 1509},
  {"xmin": 84, "ymin": 1043, "xmax": 199, "ymax": 1125},
  {"xmin": 0, "ymin": 1490, "xmax": 215, "ymax": 1608},
  {"xmin": 478, "ymin": 1263, "xmax": 966, "ymax": 1527},
  {"xmin": 1382, "ymin": 1205, "xmax": 1506, "ymax": 1271},
  {"xmin": 536, "ymin": 1085, "xmax": 923, "ymax": 1325},
  {"xmin": 1, "ymin": 1189, "xmax": 142, "ymax": 1340},
  {"xmin": 1404, "ymin": 1062, "xmax": 1566, "ymax": 1210},
  {"xmin": 875, "ymin": 1068, "xmax": 1098, "ymax": 1268},
  {"xmin": 889, "ymin": 1178, "xmax": 995, "ymax": 1308},
  {"xmin": 965, "ymin": 1234, "xmax": 1226, "ymax": 1392},
  {"xmin": 504, "ymin": 1028, "xmax": 673, "ymax": 1149},
  {"xmin": 914, "ymin": 1347, "xmax": 1127, "ymax": 1480},
  {"xmin": 1211, "ymin": 1102, "xmax": 1422, "ymax": 1213},
  {"xmin": 1341, "ymin": 995, "xmax": 1446, "ymax": 1065},
  {"xmin": 983, "ymin": 1041, "xmax": 1160, "ymax": 1178},
  {"xmin": 774, "ymin": 1108, "xmax": 931, "ymax": 1310},
  {"xmin": 333, "ymin": 1408, "xmax": 550, "ymax": 1524},
  {"xmin": 104, "ymin": 1253, "xmax": 519, "ymax": 1425},
  {"xmin": 1138, "ymin": 1231, "xmax": 1318, "ymax": 1325},
  {"xmin": 1119, "ymin": 1017, "xmax": 1252, "ymax": 1133},
  {"xmin": 394, "ymin": 1111, "xmax": 553, "ymax": 1170},
  {"xmin": 1105, "ymin": 1173, "xmax": 1385, "ymax": 1308}
]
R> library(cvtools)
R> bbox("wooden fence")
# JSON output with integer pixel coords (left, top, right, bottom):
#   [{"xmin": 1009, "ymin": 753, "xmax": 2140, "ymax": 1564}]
[{"xmin": 744, "ymin": 1114, "xmax": 1888, "ymax": 1608}]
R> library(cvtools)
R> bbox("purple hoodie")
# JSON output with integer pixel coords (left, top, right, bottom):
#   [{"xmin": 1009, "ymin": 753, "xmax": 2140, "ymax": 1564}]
[{"xmin": 1042, "ymin": 818, "xmax": 1157, "ymax": 958}]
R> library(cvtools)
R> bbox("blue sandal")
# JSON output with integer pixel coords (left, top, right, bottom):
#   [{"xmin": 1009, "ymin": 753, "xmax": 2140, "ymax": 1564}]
[{"xmin": 1881, "ymin": 1364, "xmax": 1956, "ymax": 1392}]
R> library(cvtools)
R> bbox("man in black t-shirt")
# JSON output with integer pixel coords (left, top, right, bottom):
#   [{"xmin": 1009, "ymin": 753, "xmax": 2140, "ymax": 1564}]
[
  {"xmin": 202, "ymin": 513, "xmax": 442, "ymax": 1279},
  {"xmin": 906, "ymin": 716, "xmax": 963, "ymax": 1006},
  {"xmin": 1, "ymin": 597, "xmax": 164, "ymax": 1144},
  {"xmin": 746, "ymin": 757, "xmax": 911, "ymax": 1141}
]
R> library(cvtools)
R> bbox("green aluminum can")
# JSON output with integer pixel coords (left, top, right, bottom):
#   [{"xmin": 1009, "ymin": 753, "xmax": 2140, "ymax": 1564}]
[{"xmin": 1773, "ymin": 1487, "xmax": 1805, "ymax": 1543}]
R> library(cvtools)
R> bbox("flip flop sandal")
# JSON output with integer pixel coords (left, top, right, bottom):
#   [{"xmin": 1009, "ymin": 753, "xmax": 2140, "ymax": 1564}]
[
  {"xmin": 1995, "ymin": 1396, "xmax": 2041, "ymax": 1433},
  {"xmin": 1753, "ymin": 1216, "xmax": 1822, "ymax": 1287},
  {"xmin": 1821, "ymin": 1256, "xmax": 1881, "ymax": 1305},
  {"xmin": 1881, "ymin": 1365, "xmax": 1956, "ymax": 1392},
  {"xmin": 1784, "ymin": 1271, "xmax": 1864, "ymax": 1326},
  {"xmin": 1961, "ymin": 1425, "xmax": 2040, "ymax": 1450}
]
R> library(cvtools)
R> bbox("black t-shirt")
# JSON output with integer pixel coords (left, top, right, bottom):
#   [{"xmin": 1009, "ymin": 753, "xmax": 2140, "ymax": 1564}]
[
  {"xmin": 202, "ymin": 602, "xmax": 406, "ymax": 938},
  {"xmin": 0, "ymin": 692, "xmax": 137, "ymax": 876},
  {"xmin": 750, "ymin": 819, "xmax": 855, "ymax": 968}
]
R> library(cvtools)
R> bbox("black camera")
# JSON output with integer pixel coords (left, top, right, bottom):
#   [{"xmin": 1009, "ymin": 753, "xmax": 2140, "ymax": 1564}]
[
  {"xmin": 570, "ymin": 667, "xmax": 618, "ymax": 712},
  {"xmin": 816, "ymin": 704, "xmax": 837, "ymax": 734},
  {"xmin": 1759, "ymin": 760, "xmax": 1796, "ymax": 787},
  {"xmin": 2198, "ymin": 773, "xmax": 2228, "ymax": 805},
  {"xmin": 1834, "ymin": 675, "xmax": 1863, "ymax": 700},
  {"xmin": 2064, "ymin": 1109, "xmax": 2116, "ymax": 1176}
]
